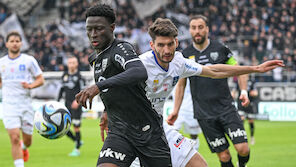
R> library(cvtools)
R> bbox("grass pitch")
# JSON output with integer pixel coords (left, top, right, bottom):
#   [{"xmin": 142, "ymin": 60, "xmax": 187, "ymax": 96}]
[{"xmin": 0, "ymin": 119, "xmax": 295, "ymax": 167}]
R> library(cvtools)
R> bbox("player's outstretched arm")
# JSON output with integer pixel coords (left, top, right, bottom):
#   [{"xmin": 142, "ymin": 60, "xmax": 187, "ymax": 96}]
[
  {"xmin": 167, "ymin": 78, "xmax": 187, "ymax": 125},
  {"xmin": 200, "ymin": 60, "xmax": 285, "ymax": 79}
]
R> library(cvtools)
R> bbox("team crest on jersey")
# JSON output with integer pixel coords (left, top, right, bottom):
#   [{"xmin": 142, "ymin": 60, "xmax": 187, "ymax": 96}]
[
  {"xmin": 189, "ymin": 55, "xmax": 195, "ymax": 60},
  {"xmin": 63, "ymin": 75, "xmax": 68, "ymax": 81},
  {"xmin": 210, "ymin": 52, "xmax": 219, "ymax": 61},
  {"xmin": 102, "ymin": 58, "xmax": 108, "ymax": 71},
  {"xmin": 19, "ymin": 64, "xmax": 26, "ymax": 71},
  {"xmin": 172, "ymin": 76, "xmax": 179, "ymax": 86}
]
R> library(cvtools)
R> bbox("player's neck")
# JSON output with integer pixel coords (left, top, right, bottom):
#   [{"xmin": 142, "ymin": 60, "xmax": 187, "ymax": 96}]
[
  {"xmin": 193, "ymin": 38, "xmax": 209, "ymax": 51},
  {"xmin": 8, "ymin": 52, "xmax": 21, "ymax": 59},
  {"xmin": 96, "ymin": 38, "xmax": 114, "ymax": 54}
]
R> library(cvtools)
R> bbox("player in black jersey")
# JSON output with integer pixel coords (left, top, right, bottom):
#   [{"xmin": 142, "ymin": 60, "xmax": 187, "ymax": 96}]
[
  {"xmin": 232, "ymin": 76, "xmax": 258, "ymax": 145},
  {"xmin": 170, "ymin": 15, "xmax": 260, "ymax": 167},
  {"xmin": 58, "ymin": 56, "xmax": 85, "ymax": 156},
  {"xmin": 75, "ymin": 4, "xmax": 171, "ymax": 167}
]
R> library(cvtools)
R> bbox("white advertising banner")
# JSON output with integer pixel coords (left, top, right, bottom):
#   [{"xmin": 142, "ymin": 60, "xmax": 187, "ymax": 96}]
[{"xmin": 259, "ymin": 102, "xmax": 296, "ymax": 121}]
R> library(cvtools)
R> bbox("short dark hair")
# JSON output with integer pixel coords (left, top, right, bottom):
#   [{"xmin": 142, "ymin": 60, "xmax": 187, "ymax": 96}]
[
  {"xmin": 189, "ymin": 15, "xmax": 208, "ymax": 26},
  {"xmin": 6, "ymin": 31, "xmax": 22, "ymax": 42},
  {"xmin": 148, "ymin": 18, "xmax": 178, "ymax": 41},
  {"xmin": 85, "ymin": 4, "xmax": 116, "ymax": 24}
]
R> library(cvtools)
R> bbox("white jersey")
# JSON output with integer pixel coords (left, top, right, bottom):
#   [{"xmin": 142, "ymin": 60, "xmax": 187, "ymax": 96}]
[
  {"xmin": 138, "ymin": 50, "xmax": 203, "ymax": 167},
  {"xmin": 0, "ymin": 53, "xmax": 42, "ymax": 109},
  {"xmin": 140, "ymin": 50, "xmax": 202, "ymax": 115}
]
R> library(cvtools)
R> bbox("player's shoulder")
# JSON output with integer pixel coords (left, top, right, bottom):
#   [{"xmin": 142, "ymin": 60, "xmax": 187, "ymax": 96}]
[
  {"xmin": 139, "ymin": 50, "xmax": 153, "ymax": 60},
  {"xmin": 210, "ymin": 40, "xmax": 228, "ymax": 50},
  {"xmin": 0, "ymin": 54, "xmax": 8, "ymax": 62},
  {"xmin": 139, "ymin": 50, "xmax": 155, "ymax": 67},
  {"xmin": 113, "ymin": 39, "xmax": 136, "ymax": 54},
  {"xmin": 182, "ymin": 44, "xmax": 194, "ymax": 55},
  {"xmin": 21, "ymin": 53, "xmax": 36, "ymax": 61}
]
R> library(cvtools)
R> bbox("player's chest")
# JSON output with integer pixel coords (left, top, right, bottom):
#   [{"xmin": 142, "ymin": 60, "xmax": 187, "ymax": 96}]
[
  {"xmin": 1, "ymin": 60, "xmax": 29, "ymax": 75},
  {"xmin": 188, "ymin": 50, "xmax": 225, "ymax": 65},
  {"xmin": 63, "ymin": 74, "xmax": 78, "ymax": 88},
  {"xmin": 94, "ymin": 57, "xmax": 117, "ymax": 81},
  {"xmin": 147, "ymin": 71, "xmax": 179, "ymax": 93}
]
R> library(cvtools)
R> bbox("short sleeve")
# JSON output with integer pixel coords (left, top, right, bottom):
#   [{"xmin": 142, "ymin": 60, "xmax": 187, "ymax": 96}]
[
  {"xmin": 112, "ymin": 42, "xmax": 140, "ymax": 70},
  {"xmin": 29, "ymin": 56, "xmax": 42, "ymax": 77},
  {"xmin": 178, "ymin": 52, "xmax": 202, "ymax": 78}
]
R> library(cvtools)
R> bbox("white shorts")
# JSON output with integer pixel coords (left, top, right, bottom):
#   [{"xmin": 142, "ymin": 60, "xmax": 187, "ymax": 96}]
[
  {"xmin": 130, "ymin": 122, "xmax": 197, "ymax": 167},
  {"xmin": 163, "ymin": 121, "xmax": 197, "ymax": 167},
  {"xmin": 174, "ymin": 111, "xmax": 202, "ymax": 135},
  {"xmin": 2, "ymin": 103, "xmax": 34, "ymax": 135}
]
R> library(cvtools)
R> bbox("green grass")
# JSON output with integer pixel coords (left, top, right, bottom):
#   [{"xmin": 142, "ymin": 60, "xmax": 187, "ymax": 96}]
[{"xmin": 0, "ymin": 119, "xmax": 295, "ymax": 167}]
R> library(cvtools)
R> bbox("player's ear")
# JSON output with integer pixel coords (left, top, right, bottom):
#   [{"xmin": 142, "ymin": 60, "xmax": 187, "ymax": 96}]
[
  {"xmin": 175, "ymin": 38, "xmax": 179, "ymax": 48},
  {"xmin": 110, "ymin": 23, "xmax": 115, "ymax": 32},
  {"xmin": 150, "ymin": 40, "xmax": 154, "ymax": 50}
]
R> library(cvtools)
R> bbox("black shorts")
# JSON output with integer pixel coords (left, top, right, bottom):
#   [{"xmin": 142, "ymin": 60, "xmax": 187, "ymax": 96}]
[
  {"xmin": 97, "ymin": 132, "xmax": 172, "ymax": 167},
  {"xmin": 198, "ymin": 111, "xmax": 248, "ymax": 153},
  {"xmin": 66, "ymin": 103, "xmax": 82, "ymax": 127},
  {"xmin": 238, "ymin": 102, "xmax": 257, "ymax": 119}
]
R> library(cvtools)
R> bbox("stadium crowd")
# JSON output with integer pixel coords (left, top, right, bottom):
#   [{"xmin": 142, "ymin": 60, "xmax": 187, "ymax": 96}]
[{"xmin": 0, "ymin": 0, "xmax": 295, "ymax": 81}]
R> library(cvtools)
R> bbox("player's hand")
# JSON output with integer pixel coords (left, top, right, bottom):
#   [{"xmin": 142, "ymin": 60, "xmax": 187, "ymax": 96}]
[
  {"xmin": 240, "ymin": 93, "xmax": 250, "ymax": 107},
  {"xmin": 99, "ymin": 112, "xmax": 108, "ymax": 142},
  {"xmin": 257, "ymin": 60, "xmax": 285, "ymax": 73},
  {"xmin": 71, "ymin": 100, "xmax": 79, "ymax": 109},
  {"xmin": 75, "ymin": 84, "xmax": 100, "ymax": 109},
  {"xmin": 21, "ymin": 82, "xmax": 31, "ymax": 89},
  {"xmin": 167, "ymin": 111, "xmax": 178, "ymax": 125}
]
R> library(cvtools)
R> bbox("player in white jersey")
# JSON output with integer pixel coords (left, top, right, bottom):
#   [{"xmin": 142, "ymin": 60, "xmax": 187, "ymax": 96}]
[
  {"xmin": 0, "ymin": 31, "xmax": 44, "ymax": 167},
  {"xmin": 101, "ymin": 18, "xmax": 283, "ymax": 167},
  {"xmin": 172, "ymin": 79, "xmax": 202, "ymax": 151}
]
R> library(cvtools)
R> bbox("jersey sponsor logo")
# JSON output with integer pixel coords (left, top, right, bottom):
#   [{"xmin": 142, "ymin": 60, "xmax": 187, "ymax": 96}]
[
  {"xmin": 185, "ymin": 63, "xmax": 198, "ymax": 71},
  {"xmin": 228, "ymin": 128, "xmax": 247, "ymax": 140},
  {"xmin": 19, "ymin": 64, "xmax": 26, "ymax": 71},
  {"xmin": 210, "ymin": 52, "xmax": 219, "ymax": 61},
  {"xmin": 151, "ymin": 97, "xmax": 166, "ymax": 103},
  {"xmin": 198, "ymin": 59, "xmax": 209, "ymax": 63},
  {"xmin": 99, "ymin": 148, "xmax": 126, "ymax": 161},
  {"xmin": 174, "ymin": 135, "xmax": 185, "ymax": 147},
  {"xmin": 102, "ymin": 58, "xmax": 108, "ymax": 71},
  {"xmin": 142, "ymin": 125, "xmax": 150, "ymax": 131},
  {"xmin": 208, "ymin": 137, "xmax": 226, "ymax": 148},
  {"xmin": 172, "ymin": 76, "xmax": 179, "ymax": 86},
  {"xmin": 163, "ymin": 83, "xmax": 169, "ymax": 91},
  {"xmin": 1, "ymin": 65, "xmax": 5, "ymax": 72},
  {"xmin": 115, "ymin": 54, "xmax": 125, "ymax": 68},
  {"xmin": 10, "ymin": 67, "xmax": 14, "ymax": 72}
]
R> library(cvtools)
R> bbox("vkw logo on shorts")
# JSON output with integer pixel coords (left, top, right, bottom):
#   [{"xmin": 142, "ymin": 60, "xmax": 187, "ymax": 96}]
[
  {"xmin": 208, "ymin": 137, "xmax": 226, "ymax": 148},
  {"xmin": 100, "ymin": 148, "xmax": 126, "ymax": 161},
  {"xmin": 210, "ymin": 52, "xmax": 219, "ymax": 61}
]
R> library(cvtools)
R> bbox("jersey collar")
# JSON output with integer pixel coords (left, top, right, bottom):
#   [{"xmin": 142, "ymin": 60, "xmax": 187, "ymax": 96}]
[
  {"xmin": 193, "ymin": 39, "xmax": 211, "ymax": 52},
  {"xmin": 152, "ymin": 51, "xmax": 168, "ymax": 72}
]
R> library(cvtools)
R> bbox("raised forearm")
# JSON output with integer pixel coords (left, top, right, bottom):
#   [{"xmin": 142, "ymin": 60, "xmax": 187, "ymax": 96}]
[
  {"xmin": 201, "ymin": 64, "xmax": 259, "ymax": 79},
  {"xmin": 173, "ymin": 78, "xmax": 187, "ymax": 114}
]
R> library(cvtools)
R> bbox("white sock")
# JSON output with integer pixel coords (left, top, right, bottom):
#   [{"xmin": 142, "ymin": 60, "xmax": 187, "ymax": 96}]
[
  {"xmin": 14, "ymin": 159, "xmax": 24, "ymax": 167},
  {"xmin": 194, "ymin": 137, "xmax": 200, "ymax": 151}
]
